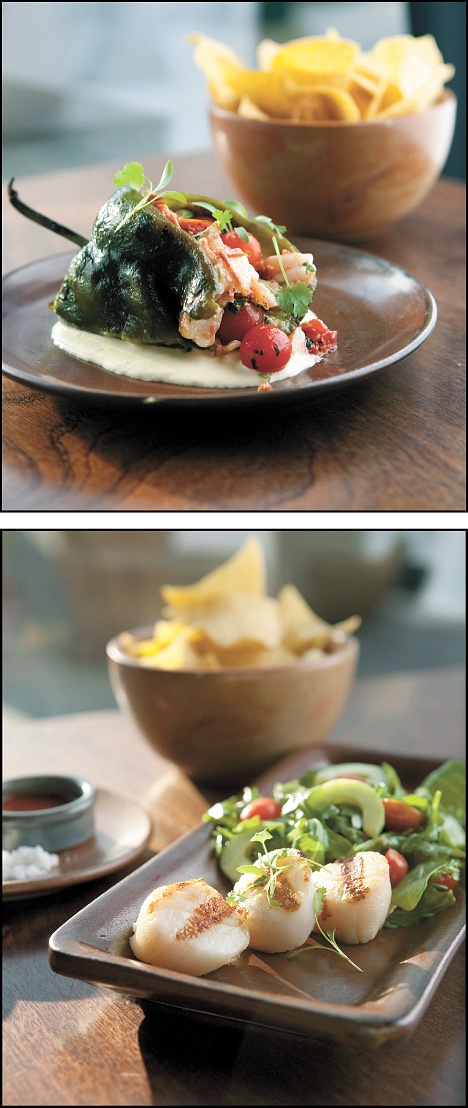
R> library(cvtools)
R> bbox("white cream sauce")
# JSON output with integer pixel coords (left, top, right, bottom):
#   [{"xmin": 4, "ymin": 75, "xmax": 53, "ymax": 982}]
[{"xmin": 51, "ymin": 315, "xmax": 322, "ymax": 390}]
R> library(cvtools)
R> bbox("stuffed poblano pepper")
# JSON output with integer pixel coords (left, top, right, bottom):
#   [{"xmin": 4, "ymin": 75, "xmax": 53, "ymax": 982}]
[{"xmin": 8, "ymin": 162, "xmax": 338, "ymax": 387}]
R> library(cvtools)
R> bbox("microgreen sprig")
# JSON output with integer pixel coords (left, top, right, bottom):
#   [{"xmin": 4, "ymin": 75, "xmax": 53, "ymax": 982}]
[
  {"xmin": 113, "ymin": 161, "xmax": 186, "ymax": 233},
  {"xmin": 287, "ymin": 886, "xmax": 363, "ymax": 972},
  {"xmin": 272, "ymin": 235, "xmax": 313, "ymax": 320},
  {"xmin": 230, "ymin": 830, "xmax": 295, "ymax": 908},
  {"xmin": 254, "ymin": 214, "xmax": 287, "ymax": 236}
]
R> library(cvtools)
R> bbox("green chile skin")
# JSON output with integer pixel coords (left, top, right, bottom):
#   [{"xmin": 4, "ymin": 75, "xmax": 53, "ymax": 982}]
[
  {"xmin": 52, "ymin": 187, "xmax": 300, "ymax": 347},
  {"xmin": 52, "ymin": 187, "xmax": 220, "ymax": 346}
]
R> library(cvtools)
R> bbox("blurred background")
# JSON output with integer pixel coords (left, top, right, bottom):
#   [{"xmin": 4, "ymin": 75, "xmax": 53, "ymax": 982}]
[
  {"xmin": 2, "ymin": 1, "xmax": 465, "ymax": 182},
  {"xmin": 3, "ymin": 529, "xmax": 465, "ymax": 725}
]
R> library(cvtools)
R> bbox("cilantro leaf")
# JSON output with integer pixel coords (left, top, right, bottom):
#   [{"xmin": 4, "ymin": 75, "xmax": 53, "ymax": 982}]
[
  {"xmin": 113, "ymin": 162, "xmax": 147, "ymax": 190},
  {"xmin": 213, "ymin": 208, "xmax": 233, "ymax": 232},
  {"xmin": 276, "ymin": 283, "xmax": 312, "ymax": 320}
]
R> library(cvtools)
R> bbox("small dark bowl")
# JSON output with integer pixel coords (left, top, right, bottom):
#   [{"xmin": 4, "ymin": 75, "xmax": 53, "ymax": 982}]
[{"xmin": 2, "ymin": 775, "xmax": 96, "ymax": 852}]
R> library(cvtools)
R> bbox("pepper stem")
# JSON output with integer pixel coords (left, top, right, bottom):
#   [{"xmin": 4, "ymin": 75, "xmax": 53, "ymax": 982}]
[{"xmin": 8, "ymin": 179, "xmax": 88, "ymax": 248}]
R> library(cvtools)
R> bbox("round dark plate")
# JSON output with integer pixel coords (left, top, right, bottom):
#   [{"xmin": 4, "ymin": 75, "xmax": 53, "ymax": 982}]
[{"xmin": 2, "ymin": 244, "xmax": 437, "ymax": 408}]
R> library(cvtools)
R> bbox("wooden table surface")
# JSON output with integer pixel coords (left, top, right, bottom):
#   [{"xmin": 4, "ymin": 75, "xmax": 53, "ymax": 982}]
[
  {"xmin": 2, "ymin": 155, "xmax": 466, "ymax": 510},
  {"xmin": 3, "ymin": 666, "xmax": 465, "ymax": 1107}
]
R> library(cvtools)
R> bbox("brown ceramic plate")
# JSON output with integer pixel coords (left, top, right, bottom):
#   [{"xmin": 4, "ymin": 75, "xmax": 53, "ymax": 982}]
[
  {"xmin": 2, "ymin": 247, "xmax": 436, "ymax": 408},
  {"xmin": 49, "ymin": 746, "xmax": 465, "ymax": 1045},
  {"xmin": 3, "ymin": 788, "xmax": 152, "ymax": 902}
]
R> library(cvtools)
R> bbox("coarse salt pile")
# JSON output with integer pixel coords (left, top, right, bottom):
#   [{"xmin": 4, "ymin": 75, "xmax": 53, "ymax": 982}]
[{"xmin": 3, "ymin": 845, "xmax": 60, "ymax": 881}]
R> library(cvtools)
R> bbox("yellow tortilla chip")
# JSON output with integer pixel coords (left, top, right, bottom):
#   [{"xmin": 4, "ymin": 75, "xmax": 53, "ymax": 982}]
[
  {"xmin": 278, "ymin": 584, "xmax": 334, "ymax": 650},
  {"xmin": 189, "ymin": 32, "xmax": 246, "ymax": 110},
  {"xmin": 161, "ymin": 537, "xmax": 266, "ymax": 609},
  {"xmin": 138, "ymin": 628, "xmax": 202, "ymax": 670},
  {"xmin": 166, "ymin": 592, "xmax": 282, "ymax": 649},
  {"xmin": 278, "ymin": 585, "xmax": 361, "ymax": 651},
  {"xmin": 213, "ymin": 642, "xmax": 270, "ymax": 667},
  {"xmin": 237, "ymin": 95, "xmax": 272, "ymax": 120},
  {"xmin": 256, "ymin": 37, "xmax": 283, "ymax": 71},
  {"xmin": 287, "ymin": 84, "xmax": 361, "ymax": 121},
  {"xmin": 191, "ymin": 29, "xmax": 454, "ymax": 122},
  {"xmin": 368, "ymin": 34, "xmax": 453, "ymax": 100},
  {"xmin": 122, "ymin": 620, "xmax": 185, "ymax": 657},
  {"xmin": 122, "ymin": 538, "xmax": 362, "ymax": 671},
  {"xmin": 271, "ymin": 36, "xmax": 360, "ymax": 86}
]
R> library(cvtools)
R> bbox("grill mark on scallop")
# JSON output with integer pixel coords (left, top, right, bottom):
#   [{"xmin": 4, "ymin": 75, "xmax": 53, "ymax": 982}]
[
  {"xmin": 175, "ymin": 895, "xmax": 235, "ymax": 941},
  {"xmin": 338, "ymin": 855, "xmax": 370, "ymax": 902}
]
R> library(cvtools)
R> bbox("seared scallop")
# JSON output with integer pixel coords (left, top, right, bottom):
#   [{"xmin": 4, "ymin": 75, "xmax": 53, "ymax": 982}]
[
  {"xmin": 312, "ymin": 851, "xmax": 392, "ymax": 945},
  {"xmin": 231, "ymin": 848, "xmax": 316, "ymax": 953},
  {"xmin": 130, "ymin": 878, "xmax": 249, "ymax": 976}
]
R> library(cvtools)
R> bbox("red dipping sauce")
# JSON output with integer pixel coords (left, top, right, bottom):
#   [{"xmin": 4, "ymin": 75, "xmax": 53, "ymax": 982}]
[{"xmin": 2, "ymin": 794, "xmax": 70, "ymax": 813}]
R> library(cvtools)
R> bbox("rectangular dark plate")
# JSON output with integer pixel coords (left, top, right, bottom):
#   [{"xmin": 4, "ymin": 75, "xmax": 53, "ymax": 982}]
[{"xmin": 49, "ymin": 745, "xmax": 465, "ymax": 1047}]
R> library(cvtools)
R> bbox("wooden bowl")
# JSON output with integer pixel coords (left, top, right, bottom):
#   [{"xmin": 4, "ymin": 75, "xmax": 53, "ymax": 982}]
[
  {"xmin": 209, "ymin": 91, "xmax": 456, "ymax": 242},
  {"xmin": 106, "ymin": 630, "xmax": 359, "ymax": 788}
]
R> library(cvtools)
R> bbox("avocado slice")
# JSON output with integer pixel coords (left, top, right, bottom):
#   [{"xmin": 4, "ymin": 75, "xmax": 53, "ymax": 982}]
[
  {"xmin": 306, "ymin": 779, "xmax": 385, "ymax": 838},
  {"xmin": 219, "ymin": 824, "xmax": 261, "ymax": 884},
  {"xmin": 313, "ymin": 762, "xmax": 390, "ymax": 789}
]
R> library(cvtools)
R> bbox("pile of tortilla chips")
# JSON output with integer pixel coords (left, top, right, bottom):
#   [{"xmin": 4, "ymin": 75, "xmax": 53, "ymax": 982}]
[
  {"xmin": 120, "ymin": 538, "xmax": 361, "ymax": 670},
  {"xmin": 191, "ymin": 29, "xmax": 454, "ymax": 122}
]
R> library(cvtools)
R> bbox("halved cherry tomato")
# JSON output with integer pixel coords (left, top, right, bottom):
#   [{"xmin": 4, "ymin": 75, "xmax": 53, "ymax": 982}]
[
  {"xmin": 240, "ymin": 325, "xmax": 292, "ymax": 373},
  {"xmin": 382, "ymin": 798, "xmax": 424, "ymax": 832},
  {"xmin": 217, "ymin": 301, "xmax": 264, "ymax": 344},
  {"xmin": 385, "ymin": 848, "xmax": 409, "ymax": 887},
  {"xmin": 429, "ymin": 872, "xmax": 458, "ymax": 891},
  {"xmin": 221, "ymin": 229, "xmax": 263, "ymax": 270},
  {"xmin": 239, "ymin": 797, "xmax": 282, "ymax": 821},
  {"xmin": 301, "ymin": 317, "xmax": 337, "ymax": 353}
]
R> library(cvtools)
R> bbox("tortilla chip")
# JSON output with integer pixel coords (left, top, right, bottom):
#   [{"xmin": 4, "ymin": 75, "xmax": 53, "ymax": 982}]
[
  {"xmin": 165, "ymin": 592, "xmax": 282, "ymax": 649},
  {"xmin": 161, "ymin": 537, "xmax": 266, "ymax": 609}
]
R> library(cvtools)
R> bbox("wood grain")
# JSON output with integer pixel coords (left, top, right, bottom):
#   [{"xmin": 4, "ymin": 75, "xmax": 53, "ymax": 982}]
[
  {"xmin": 3, "ymin": 668, "xmax": 465, "ymax": 1106},
  {"xmin": 2, "ymin": 156, "xmax": 465, "ymax": 510}
]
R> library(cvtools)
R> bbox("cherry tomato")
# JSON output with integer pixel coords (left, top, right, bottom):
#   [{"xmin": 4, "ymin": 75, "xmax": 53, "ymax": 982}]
[
  {"xmin": 301, "ymin": 317, "xmax": 337, "ymax": 353},
  {"xmin": 239, "ymin": 797, "xmax": 282, "ymax": 821},
  {"xmin": 385, "ymin": 848, "xmax": 409, "ymax": 887},
  {"xmin": 240, "ymin": 325, "xmax": 292, "ymax": 373},
  {"xmin": 217, "ymin": 301, "xmax": 264, "ymax": 345},
  {"xmin": 221, "ymin": 229, "xmax": 263, "ymax": 270},
  {"xmin": 429, "ymin": 872, "xmax": 458, "ymax": 891},
  {"xmin": 382, "ymin": 798, "xmax": 424, "ymax": 832}
]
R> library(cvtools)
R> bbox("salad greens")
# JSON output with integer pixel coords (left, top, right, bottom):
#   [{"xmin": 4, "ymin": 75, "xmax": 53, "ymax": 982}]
[{"xmin": 203, "ymin": 758, "xmax": 465, "ymax": 930}]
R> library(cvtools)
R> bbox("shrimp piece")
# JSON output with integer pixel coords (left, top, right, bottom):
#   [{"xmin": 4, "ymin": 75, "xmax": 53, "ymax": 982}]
[
  {"xmin": 215, "ymin": 338, "xmax": 241, "ymax": 356},
  {"xmin": 178, "ymin": 307, "xmax": 223, "ymax": 347},
  {"xmin": 312, "ymin": 851, "xmax": 392, "ymax": 945},
  {"xmin": 231, "ymin": 849, "xmax": 316, "ymax": 953},
  {"xmin": 198, "ymin": 223, "xmax": 278, "ymax": 309},
  {"xmin": 178, "ymin": 222, "xmax": 277, "ymax": 346},
  {"xmin": 262, "ymin": 250, "xmax": 317, "ymax": 288},
  {"xmin": 130, "ymin": 879, "xmax": 249, "ymax": 976}
]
